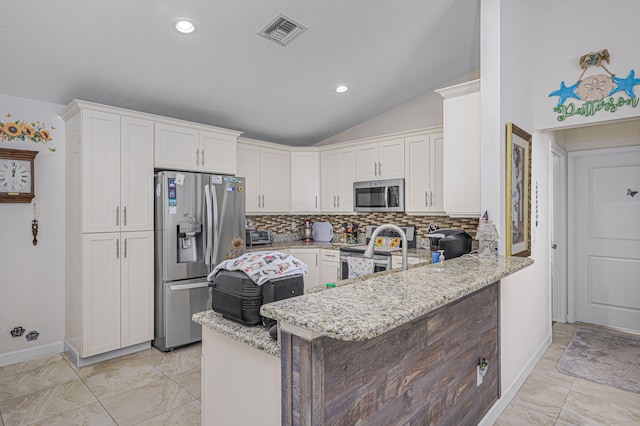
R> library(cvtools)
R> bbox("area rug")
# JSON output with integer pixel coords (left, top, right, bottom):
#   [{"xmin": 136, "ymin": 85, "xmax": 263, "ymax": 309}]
[{"xmin": 557, "ymin": 327, "xmax": 640, "ymax": 393}]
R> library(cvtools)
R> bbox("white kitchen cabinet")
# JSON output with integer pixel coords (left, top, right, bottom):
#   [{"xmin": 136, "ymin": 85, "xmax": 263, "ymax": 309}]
[
  {"xmin": 288, "ymin": 248, "xmax": 320, "ymax": 291},
  {"xmin": 237, "ymin": 141, "xmax": 290, "ymax": 214},
  {"xmin": 290, "ymin": 150, "xmax": 319, "ymax": 212},
  {"xmin": 81, "ymin": 231, "xmax": 154, "ymax": 357},
  {"xmin": 320, "ymin": 249, "xmax": 340, "ymax": 286},
  {"xmin": 405, "ymin": 131, "xmax": 444, "ymax": 214},
  {"xmin": 320, "ymin": 146, "xmax": 356, "ymax": 212},
  {"xmin": 436, "ymin": 80, "xmax": 481, "ymax": 217},
  {"xmin": 154, "ymin": 123, "xmax": 241, "ymax": 175},
  {"xmin": 355, "ymin": 138, "xmax": 404, "ymax": 181},
  {"xmin": 81, "ymin": 110, "xmax": 154, "ymax": 234}
]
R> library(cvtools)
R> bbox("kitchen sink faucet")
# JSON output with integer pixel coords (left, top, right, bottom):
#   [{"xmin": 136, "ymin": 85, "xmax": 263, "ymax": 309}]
[{"xmin": 364, "ymin": 224, "xmax": 408, "ymax": 271}]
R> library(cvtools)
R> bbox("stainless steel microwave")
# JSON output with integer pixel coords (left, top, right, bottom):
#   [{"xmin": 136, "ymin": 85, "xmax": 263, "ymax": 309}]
[{"xmin": 353, "ymin": 178, "xmax": 404, "ymax": 212}]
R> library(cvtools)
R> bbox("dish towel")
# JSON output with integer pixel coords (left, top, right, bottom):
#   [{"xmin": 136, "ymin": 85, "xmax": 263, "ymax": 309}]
[
  {"xmin": 208, "ymin": 251, "xmax": 308, "ymax": 286},
  {"xmin": 347, "ymin": 256, "xmax": 375, "ymax": 278}
]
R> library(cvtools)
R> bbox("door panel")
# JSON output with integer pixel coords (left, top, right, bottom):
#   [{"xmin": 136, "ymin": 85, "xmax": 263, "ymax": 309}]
[{"xmin": 573, "ymin": 147, "xmax": 640, "ymax": 331}]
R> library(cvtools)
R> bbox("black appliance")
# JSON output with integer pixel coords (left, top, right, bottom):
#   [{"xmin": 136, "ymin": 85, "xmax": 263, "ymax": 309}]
[
  {"xmin": 427, "ymin": 229, "xmax": 473, "ymax": 259},
  {"xmin": 210, "ymin": 270, "xmax": 303, "ymax": 326}
]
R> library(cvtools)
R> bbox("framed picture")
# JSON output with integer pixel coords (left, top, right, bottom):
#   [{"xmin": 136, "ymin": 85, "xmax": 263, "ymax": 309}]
[{"xmin": 505, "ymin": 123, "xmax": 532, "ymax": 257}]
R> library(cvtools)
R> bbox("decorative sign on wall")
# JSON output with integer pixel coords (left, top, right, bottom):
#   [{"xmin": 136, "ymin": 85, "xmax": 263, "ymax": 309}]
[
  {"xmin": 548, "ymin": 49, "xmax": 640, "ymax": 122},
  {"xmin": 0, "ymin": 113, "xmax": 56, "ymax": 152}
]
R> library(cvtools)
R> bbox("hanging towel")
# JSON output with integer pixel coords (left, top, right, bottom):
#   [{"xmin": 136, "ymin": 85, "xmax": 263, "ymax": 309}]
[
  {"xmin": 208, "ymin": 251, "xmax": 308, "ymax": 286},
  {"xmin": 347, "ymin": 256, "xmax": 375, "ymax": 278}
]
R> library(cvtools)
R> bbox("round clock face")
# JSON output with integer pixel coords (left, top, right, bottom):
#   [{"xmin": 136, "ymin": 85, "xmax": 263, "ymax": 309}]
[{"xmin": 0, "ymin": 159, "xmax": 31, "ymax": 193}]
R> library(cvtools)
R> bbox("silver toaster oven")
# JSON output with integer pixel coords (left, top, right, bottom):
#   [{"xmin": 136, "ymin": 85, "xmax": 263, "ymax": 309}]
[{"xmin": 246, "ymin": 229, "xmax": 272, "ymax": 246}]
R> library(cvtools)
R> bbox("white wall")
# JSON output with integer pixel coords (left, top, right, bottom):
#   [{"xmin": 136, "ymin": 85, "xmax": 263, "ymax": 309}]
[
  {"xmin": 317, "ymin": 70, "xmax": 480, "ymax": 146},
  {"xmin": 480, "ymin": 0, "xmax": 552, "ymax": 396},
  {"xmin": 0, "ymin": 94, "xmax": 66, "ymax": 365},
  {"xmin": 533, "ymin": 0, "xmax": 640, "ymax": 131}
]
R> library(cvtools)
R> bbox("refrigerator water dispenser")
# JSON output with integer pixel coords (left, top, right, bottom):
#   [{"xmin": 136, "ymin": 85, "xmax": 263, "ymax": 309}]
[{"xmin": 177, "ymin": 222, "xmax": 202, "ymax": 262}]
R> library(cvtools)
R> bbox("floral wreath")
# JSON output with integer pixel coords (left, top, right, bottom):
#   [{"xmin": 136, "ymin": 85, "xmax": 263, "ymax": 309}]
[{"xmin": 0, "ymin": 113, "xmax": 57, "ymax": 152}]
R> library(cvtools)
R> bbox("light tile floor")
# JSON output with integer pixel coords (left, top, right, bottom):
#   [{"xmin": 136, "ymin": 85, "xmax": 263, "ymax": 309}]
[
  {"xmin": 1, "ymin": 323, "xmax": 639, "ymax": 425},
  {"xmin": 496, "ymin": 322, "xmax": 640, "ymax": 425},
  {"xmin": 0, "ymin": 343, "xmax": 201, "ymax": 426}
]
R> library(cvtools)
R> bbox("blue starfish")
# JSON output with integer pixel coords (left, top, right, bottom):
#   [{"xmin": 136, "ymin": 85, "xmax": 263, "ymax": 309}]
[
  {"xmin": 609, "ymin": 70, "xmax": 640, "ymax": 98},
  {"xmin": 548, "ymin": 81, "xmax": 581, "ymax": 106}
]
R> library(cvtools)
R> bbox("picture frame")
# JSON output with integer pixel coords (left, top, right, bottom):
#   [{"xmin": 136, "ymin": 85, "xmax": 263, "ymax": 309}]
[{"xmin": 505, "ymin": 123, "xmax": 532, "ymax": 257}]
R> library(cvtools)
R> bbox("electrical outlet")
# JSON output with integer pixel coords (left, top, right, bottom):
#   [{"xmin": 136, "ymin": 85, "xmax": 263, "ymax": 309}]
[
  {"xmin": 477, "ymin": 366, "xmax": 483, "ymax": 387},
  {"xmin": 291, "ymin": 221, "xmax": 296, "ymax": 230}
]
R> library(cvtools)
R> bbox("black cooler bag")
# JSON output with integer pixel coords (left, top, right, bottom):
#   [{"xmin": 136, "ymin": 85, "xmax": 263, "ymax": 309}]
[{"xmin": 210, "ymin": 270, "xmax": 304, "ymax": 326}]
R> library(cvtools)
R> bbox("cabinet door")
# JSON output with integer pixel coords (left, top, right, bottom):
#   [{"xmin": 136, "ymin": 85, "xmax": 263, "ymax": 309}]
[
  {"xmin": 289, "ymin": 248, "xmax": 319, "ymax": 291},
  {"xmin": 154, "ymin": 123, "xmax": 199, "ymax": 171},
  {"xmin": 355, "ymin": 143, "xmax": 379, "ymax": 181},
  {"xmin": 120, "ymin": 231, "xmax": 154, "ymax": 348},
  {"xmin": 200, "ymin": 130, "xmax": 237, "ymax": 175},
  {"xmin": 290, "ymin": 151, "xmax": 319, "ymax": 212},
  {"xmin": 379, "ymin": 138, "xmax": 405, "ymax": 179},
  {"xmin": 82, "ymin": 110, "xmax": 121, "ymax": 233},
  {"xmin": 429, "ymin": 133, "xmax": 445, "ymax": 213},
  {"xmin": 82, "ymin": 233, "xmax": 121, "ymax": 357},
  {"xmin": 260, "ymin": 148, "xmax": 290, "ymax": 212},
  {"xmin": 320, "ymin": 250, "xmax": 340, "ymax": 286},
  {"xmin": 336, "ymin": 147, "xmax": 356, "ymax": 212},
  {"xmin": 405, "ymin": 135, "xmax": 430, "ymax": 213},
  {"xmin": 121, "ymin": 117, "xmax": 154, "ymax": 232},
  {"xmin": 237, "ymin": 143, "xmax": 261, "ymax": 213},
  {"xmin": 320, "ymin": 150, "xmax": 338, "ymax": 212}
]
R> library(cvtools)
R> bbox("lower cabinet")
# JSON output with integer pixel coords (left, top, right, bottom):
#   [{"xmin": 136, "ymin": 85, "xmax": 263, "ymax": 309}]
[
  {"xmin": 320, "ymin": 249, "xmax": 340, "ymax": 286},
  {"xmin": 80, "ymin": 231, "xmax": 154, "ymax": 358},
  {"xmin": 288, "ymin": 248, "xmax": 320, "ymax": 292}
]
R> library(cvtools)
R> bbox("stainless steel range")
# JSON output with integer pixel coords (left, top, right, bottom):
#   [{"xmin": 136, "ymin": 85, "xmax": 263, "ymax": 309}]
[{"xmin": 339, "ymin": 225, "xmax": 415, "ymax": 279}]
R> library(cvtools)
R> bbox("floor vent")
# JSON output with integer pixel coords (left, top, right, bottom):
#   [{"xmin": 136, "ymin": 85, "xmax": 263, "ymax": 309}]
[{"xmin": 258, "ymin": 14, "xmax": 307, "ymax": 46}]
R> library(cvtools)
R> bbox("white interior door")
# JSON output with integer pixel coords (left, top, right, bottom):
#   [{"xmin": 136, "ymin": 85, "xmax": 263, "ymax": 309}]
[{"xmin": 570, "ymin": 146, "xmax": 640, "ymax": 332}]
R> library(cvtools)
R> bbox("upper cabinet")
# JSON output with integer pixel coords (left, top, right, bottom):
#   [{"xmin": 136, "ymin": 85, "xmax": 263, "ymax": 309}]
[
  {"xmin": 154, "ymin": 123, "xmax": 241, "ymax": 175},
  {"xmin": 290, "ymin": 150, "xmax": 319, "ymax": 213},
  {"xmin": 404, "ymin": 131, "xmax": 444, "ymax": 214},
  {"xmin": 436, "ymin": 80, "xmax": 481, "ymax": 218},
  {"xmin": 320, "ymin": 146, "xmax": 355, "ymax": 212},
  {"xmin": 79, "ymin": 109, "xmax": 154, "ymax": 233},
  {"xmin": 355, "ymin": 138, "xmax": 404, "ymax": 181},
  {"xmin": 237, "ymin": 140, "xmax": 290, "ymax": 214}
]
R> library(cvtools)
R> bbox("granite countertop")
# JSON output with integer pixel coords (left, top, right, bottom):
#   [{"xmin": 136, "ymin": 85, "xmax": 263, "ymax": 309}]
[{"xmin": 261, "ymin": 255, "xmax": 534, "ymax": 342}]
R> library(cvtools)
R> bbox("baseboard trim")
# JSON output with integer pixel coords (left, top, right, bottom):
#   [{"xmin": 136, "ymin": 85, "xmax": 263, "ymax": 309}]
[
  {"xmin": 64, "ymin": 340, "xmax": 151, "ymax": 367},
  {"xmin": 478, "ymin": 334, "xmax": 552, "ymax": 426},
  {"xmin": 0, "ymin": 341, "xmax": 65, "ymax": 367}
]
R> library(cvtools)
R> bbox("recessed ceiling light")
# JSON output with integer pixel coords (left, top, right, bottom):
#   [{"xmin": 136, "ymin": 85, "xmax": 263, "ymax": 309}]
[
  {"xmin": 335, "ymin": 85, "xmax": 348, "ymax": 93},
  {"xmin": 173, "ymin": 19, "xmax": 197, "ymax": 35}
]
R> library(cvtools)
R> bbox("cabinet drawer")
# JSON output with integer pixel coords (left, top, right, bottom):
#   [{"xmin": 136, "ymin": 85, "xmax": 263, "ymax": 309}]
[{"xmin": 321, "ymin": 249, "xmax": 340, "ymax": 262}]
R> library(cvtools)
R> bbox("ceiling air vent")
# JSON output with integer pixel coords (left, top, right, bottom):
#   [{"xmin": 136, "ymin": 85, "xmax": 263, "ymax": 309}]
[{"xmin": 258, "ymin": 14, "xmax": 307, "ymax": 46}]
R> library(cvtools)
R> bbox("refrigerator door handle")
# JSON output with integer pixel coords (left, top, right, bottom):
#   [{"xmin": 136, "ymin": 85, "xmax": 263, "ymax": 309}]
[
  {"xmin": 204, "ymin": 184, "xmax": 213, "ymax": 265},
  {"xmin": 211, "ymin": 183, "xmax": 220, "ymax": 266},
  {"xmin": 169, "ymin": 282, "xmax": 209, "ymax": 291}
]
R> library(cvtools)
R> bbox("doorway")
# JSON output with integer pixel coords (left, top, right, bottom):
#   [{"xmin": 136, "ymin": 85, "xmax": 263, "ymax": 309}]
[
  {"xmin": 550, "ymin": 143, "xmax": 567, "ymax": 322},
  {"xmin": 568, "ymin": 145, "xmax": 640, "ymax": 332}
]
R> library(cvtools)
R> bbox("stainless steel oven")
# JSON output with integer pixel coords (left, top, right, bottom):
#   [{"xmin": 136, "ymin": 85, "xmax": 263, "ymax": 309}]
[
  {"xmin": 339, "ymin": 252, "xmax": 391, "ymax": 280},
  {"xmin": 353, "ymin": 178, "xmax": 404, "ymax": 212}
]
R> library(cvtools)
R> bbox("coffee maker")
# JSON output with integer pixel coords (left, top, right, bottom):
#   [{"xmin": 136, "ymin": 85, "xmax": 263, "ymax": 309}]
[{"xmin": 301, "ymin": 219, "xmax": 314, "ymax": 242}]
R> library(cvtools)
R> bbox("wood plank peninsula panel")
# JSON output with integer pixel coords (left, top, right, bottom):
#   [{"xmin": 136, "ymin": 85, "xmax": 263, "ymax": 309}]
[{"xmin": 280, "ymin": 283, "xmax": 499, "ymax": 425}]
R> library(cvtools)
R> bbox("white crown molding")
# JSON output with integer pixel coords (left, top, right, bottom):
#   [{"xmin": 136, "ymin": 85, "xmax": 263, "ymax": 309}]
[{"xmin": 435, "ymin": 79, "xmax": 481, "ymax": 99}]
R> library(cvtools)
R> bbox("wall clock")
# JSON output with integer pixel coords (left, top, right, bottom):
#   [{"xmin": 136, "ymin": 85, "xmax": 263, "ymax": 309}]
[{"xmin": 0, "ymin": 148, "xmax": 38, "ymax": 203}]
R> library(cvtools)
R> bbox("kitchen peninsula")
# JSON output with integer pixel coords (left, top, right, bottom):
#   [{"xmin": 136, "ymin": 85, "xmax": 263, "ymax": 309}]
[{"xmin": 194, "ymin": 254, "xmax": 533, "ymax": 425}]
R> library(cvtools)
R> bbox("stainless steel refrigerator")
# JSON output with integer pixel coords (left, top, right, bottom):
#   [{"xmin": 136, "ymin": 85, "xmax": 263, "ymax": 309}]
[{"xmin": 153, "ymin": 171, "xmax": 246, "ymax": 351}]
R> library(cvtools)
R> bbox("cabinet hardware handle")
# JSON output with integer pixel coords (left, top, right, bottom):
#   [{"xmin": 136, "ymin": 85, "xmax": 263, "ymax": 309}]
[
  {"xmin": 116, "ymin": 239, "xmax": 119, "ymax": 259},
  {"xmin": 116, "ymin": 206, "xmax": 119, "ymax": 226},
  {"xmin": 374, "ymin": 162, "xmax": 377, "ymax": 176},
  {"xmin": 123, "ymin": 206, "xmax": 127, "ymax": 226},
  {"xmin": 258, "ymin": 194, "xmax": 261, "ymax": 208},
  {"xmin": 430, "ymin": 191, "xmax": 434, "ymax": 207},
  {"xmin": 261, "ymin": 195, "xmax": 265, "ymax": 208},
  {"xmin": 201, "ymin": 149, "xmax": 205, "ymax": 166},
  {"xmin": 333, "ymin": 195, "xmax": 336, "ymax": 208},
  {"xmin": 196, "ymin": 148, "xmax": 200, "ymax": 165},
  {"xmin": 551, "ymin": 244, "xmax": 557, "ymax": 249},
  {"xmin": 378, "ymin": 161, "xmax": 382, "ymax": 175},
  {"xmin": 337, "ymin": 195, "xmax": 340, "ymax": 208},
  {"xmin": 315, "ymin": 195, "xmax": 318, "ymax": 208},
  {"xmin": 425, "ymin": 191, "xmax": 428, "ymax": 207},
  {"xmin": 124, "ymin": 239, "xmax": 127, "ymax": 258}
]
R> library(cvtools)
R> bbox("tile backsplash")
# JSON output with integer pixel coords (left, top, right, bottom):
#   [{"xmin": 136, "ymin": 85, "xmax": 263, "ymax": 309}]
[{"xmin": 248, "ymin": 213, "xmax": 480, "ymax": 240}]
